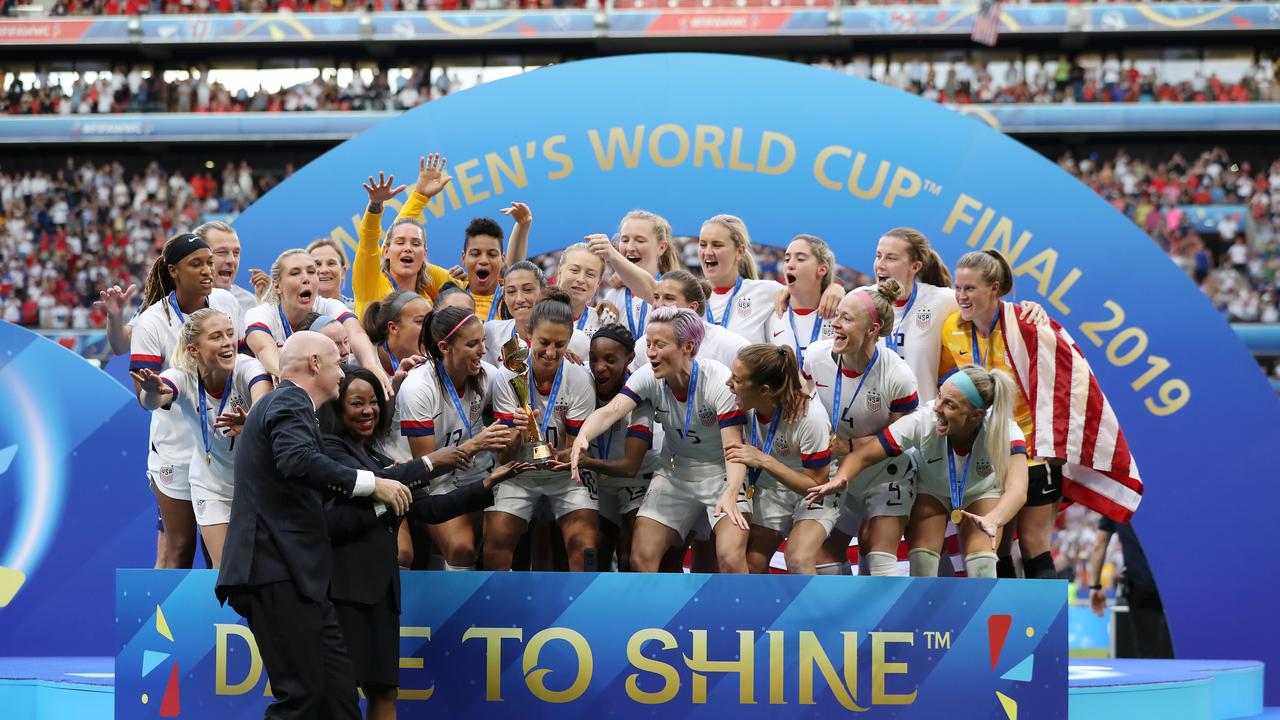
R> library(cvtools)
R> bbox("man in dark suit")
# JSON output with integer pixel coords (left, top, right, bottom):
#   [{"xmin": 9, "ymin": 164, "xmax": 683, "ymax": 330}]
[{"xmin": 216, "ymin": 331, "xmax": 415, "ymax": 720}]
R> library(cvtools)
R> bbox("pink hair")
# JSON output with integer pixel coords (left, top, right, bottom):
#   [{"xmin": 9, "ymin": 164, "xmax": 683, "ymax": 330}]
[{"xmin": 648, "ymin": 306, "xmax": 705, "ymax": 355}]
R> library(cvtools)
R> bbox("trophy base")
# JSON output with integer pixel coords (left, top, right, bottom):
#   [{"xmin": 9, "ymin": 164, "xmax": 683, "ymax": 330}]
[{"xmin": 523, "ymin": 442, "xmax": 556, "ymax": 466}]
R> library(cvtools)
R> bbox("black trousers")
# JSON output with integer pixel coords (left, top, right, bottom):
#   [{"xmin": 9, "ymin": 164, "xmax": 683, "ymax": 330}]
[{"xmin": 229, "ymin": 582, "xmax": 361, "ymax": 720}]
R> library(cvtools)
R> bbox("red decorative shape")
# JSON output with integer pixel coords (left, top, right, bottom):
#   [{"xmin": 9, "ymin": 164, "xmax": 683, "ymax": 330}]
[
  {"xmin": 1231, "ymin": 15, "xmax": 1251, "ymax": 28},
  {"xmin": 159, "ymin": 663, "xmax": 181, "ymax": 717},
  {"xmin": 988, "ymin": 614, "xmax": 1012, "ymax": 670}
]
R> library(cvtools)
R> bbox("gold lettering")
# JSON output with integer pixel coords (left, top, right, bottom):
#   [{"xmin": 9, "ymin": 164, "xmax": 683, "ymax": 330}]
[
  {"xmin": 872, "ymin": 632, "xmax": 917, "ymax": 705},
  {"xmin": 486, "ymin": 147, "xmax": 528, "ymax": 196},
  {"xmin": 543, "ymin": 135, "xmax": 573, "ymax": 180},
  {"xmin": 813, "ymin": 145, "xmax": 851, "ymax": 191},
  {"xmin": 648, "ymin": 123, "xmax": 691, "ymax": 169},
  {"xmin": 767, "ymin": 630, "xmax": 785, "ymax": 705},
  {"xmin": 694, "ymin": 125, "xmax": 726, "ymax": 169},
  {"xmin": 883, "ymin": 166, "xmax": 921, "ymax": 208},
  {"xmin": 330, "ymin": 226, "xmax": 358, "ymax": 255},
  {"xmin": 462, "ymin": 627, "xmax": 523, "ymax": 701},
  {"xmin": 454, "ymin": 158, "xmax": 490, "ymax": 205},
  {"xmin": 588, "ymin": 126, "xmax": 645, "ymax": 170},
  {"xmin": 981, "ymin": 218, "xmax": 1032, "ymax": 265},
  {"xmin": 684, "ymin": 629, "xmax": 755, "ymax": 704},
  {"xmin": 216, "ymin": 623, "xmax": 262, "ymax": 696},
  {"xmin": 397, "ymin": 626, "xmax": 433, "ymax": 701},
  {"xmin": 848, "ymin": 153, "xmax": 890, "ymax": 200},
  {"xmin": 1048, "ymin": 267, "xmax": 1082, "ymax": 315},
  {"xmin": 967, "ymin": 208, "xmax": 996, "ymax": 247},
  {"xmin": 523, "ymin": 628, "xmax": 593, "ymax": 703},
  {"xmin": 1012, "ymin": 248, "xmax": 1059, "ymax": 296},
  {"xmin": 626, "ymin": 629, "xmax": 681, "ymax": 704},
  {"xmin": 798, "ymin": 631, "xmax": 865, "ymax": 711},
  {"xmin": 757, "ymin": 131, "xmax": 795, "ymax": 175},
  {"xmin": 942, "ymin": 193, "xmax": 983, "ymax": 235},
  {"xmin": 423, "ymin": 182, "xmax": 462, "ymax": 218},
  {"xmin": 728, "ymin": 128, "xmax": 755, "ymax": 172}
]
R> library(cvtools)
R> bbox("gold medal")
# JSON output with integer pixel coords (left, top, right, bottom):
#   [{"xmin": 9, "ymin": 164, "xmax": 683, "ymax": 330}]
[
  {"xmin": 951, "ymin": 508, "xmax": 963, "ymax": 524},
  {"xmin": 745, "ymin": 484, "xmax": 755, "ymax": 500}
]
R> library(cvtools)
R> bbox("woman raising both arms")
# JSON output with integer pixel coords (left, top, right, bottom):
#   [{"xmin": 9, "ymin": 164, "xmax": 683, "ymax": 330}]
[{"xmin": 133, "ymin": 308, "xmax": 273, "ymax": 567}]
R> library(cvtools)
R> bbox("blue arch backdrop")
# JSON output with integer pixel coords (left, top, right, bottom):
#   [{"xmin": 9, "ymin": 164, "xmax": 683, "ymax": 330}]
[
  {"xmin": 235, "ymin": 53, "xmax": 1280, "ymax": 697},
  {"xmin": 1, "ymin": 53, "xmax": 1277, "ymax": 700}
]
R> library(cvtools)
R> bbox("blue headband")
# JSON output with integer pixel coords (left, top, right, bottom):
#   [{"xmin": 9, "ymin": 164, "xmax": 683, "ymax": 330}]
[
  {"xmin": 310, "ymin": 314, "xmax": 338, "ymax": 333},
  {"xmin": 950, "ymin": 371, "xmax": 988, "ymax": 409}
]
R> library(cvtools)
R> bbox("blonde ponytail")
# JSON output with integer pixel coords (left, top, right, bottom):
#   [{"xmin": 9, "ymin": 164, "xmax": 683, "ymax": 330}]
[
  {"xmin": 958, "ymin": 366, "xmax": 1019, "ymax": 488},
  {"xmin": 704, "ymin": 214, "xmax": 759, "ymax": 280}
]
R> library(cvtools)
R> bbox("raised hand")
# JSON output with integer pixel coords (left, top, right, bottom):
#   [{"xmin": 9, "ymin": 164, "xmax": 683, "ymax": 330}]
[
  {"xmin": 415, "ymin": 153, "xmax": 452, "ymax": 198},
  {"xmin": 448, "ymin": 265, "xmax": 466, "ymax": 281},
  {"xmin": 94, "ymin": 283, "xmax": 137, "ymax": 318},
  {"xmin": 249, "ymin": 268, "xmax": 270, "ymax": 296},
  {"xmin": 363, "ymin": 171, "xmax": 407, "ymax": 206},
  {"xmin": 214, "ymin": 404, "xmax": 248, "ymax": 438},
  {"xmin": 584, "ymin": 233, "xmax": 613, "ymax": 259},
  {"xmin": 499, "ymin": 201, "xmax": 532, "ymax": 227}
]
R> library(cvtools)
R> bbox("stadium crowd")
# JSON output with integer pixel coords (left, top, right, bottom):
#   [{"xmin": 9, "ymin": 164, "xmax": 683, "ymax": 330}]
[{"xmin": 4, "ymin": 54, "xmax": 1279, "ymax": 116}]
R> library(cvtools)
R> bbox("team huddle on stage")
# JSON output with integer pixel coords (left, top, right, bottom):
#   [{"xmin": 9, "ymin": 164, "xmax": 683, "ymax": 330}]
[{"xmin": 104, "ymin": 152, "xmax": 1129, "ymax": 587}]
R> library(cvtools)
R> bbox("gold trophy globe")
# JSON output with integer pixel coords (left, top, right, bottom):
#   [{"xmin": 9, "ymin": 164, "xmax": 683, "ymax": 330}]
[{"xmin": 501, "ymin": 335, "xmax": 556, "ymax": 465}]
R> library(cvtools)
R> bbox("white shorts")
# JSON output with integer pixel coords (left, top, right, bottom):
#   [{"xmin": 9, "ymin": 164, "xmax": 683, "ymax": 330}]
[
  {"xmin": 750, "ymin": 482, "xmax": 802, "ymax": 534},
  {"xmin": 149, "ymin": 459, "xmax": 191, "ymax": 502},
  {"xmin": 791, "ymin": 491, "xmax": 843, "ymax": 535},
  {"xmin": 487, "ymin": 473, "xmax": 597, "ymax": 522},
  {"xmin": 598, "ymin": 484, "xmax": 648, "ymax": 527},
  {"xmin": 637, "ymin": 464, "xmax": 750, "ymax": 540},
  {"xmin": 918, "ymin": 473, "xmax": 1002, "ymax": 513},
  {"xmin": 193, "ymin": 496, "xmax": 232, "ymax": 526}
]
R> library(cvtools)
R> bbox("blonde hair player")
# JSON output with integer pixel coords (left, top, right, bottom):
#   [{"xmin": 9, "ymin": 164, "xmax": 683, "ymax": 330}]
[
  {"xmin": 797, "ymin": 284, "xmax": 920, "ymax": 576},
  {"xmin": 940, "ymin": 249, "xmax": 1058, "ymax": 579},
  {"xmin": 556, "ymin": 242, "xmax": 609, "ymax": 338},
  {"xmin": 132, "ymin": 308, "xmax": 273, "ymax": 567},
  {"xmin": 810, "ymin": 366, "xmax": 1028, "ymax": 578},
  {"xmin": 723, "ymin": 344, "xmax": 833, "ymax": 575},
  {"xmin": 587, "ymin": 210, "xmax": 680, "ymax": 338},
  {"xmin": 571, "ymin": 307, "xmax": 753, "ymax": 573},
  {"xmin": 244, "ymin": 249, "xmax": 388, "ymax": 394},
  {"xmin": 129, "ymin": 232, "xmax": 245, "ymax": 569}
]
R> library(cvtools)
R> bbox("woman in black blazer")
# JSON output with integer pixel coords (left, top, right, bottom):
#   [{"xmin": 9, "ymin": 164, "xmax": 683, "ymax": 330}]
[{"xmin": 320, "ymin": 365, "xmax": 529, "ymax": 720}]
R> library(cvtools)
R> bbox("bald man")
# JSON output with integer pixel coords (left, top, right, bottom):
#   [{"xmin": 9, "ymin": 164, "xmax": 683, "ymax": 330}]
[{"xmin": 216, "ymin": 331, "xmax": 416, "ymax": 720}]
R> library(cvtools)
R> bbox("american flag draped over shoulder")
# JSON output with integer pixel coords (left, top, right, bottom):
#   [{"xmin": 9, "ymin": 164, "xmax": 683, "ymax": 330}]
[
  {"xmin": 971, "ymin": 0, "xmax": 1003, "ymax": 47},
  {"xmin": 998, "ymin": 301, "xmax": 1143, "ymax": 521}
]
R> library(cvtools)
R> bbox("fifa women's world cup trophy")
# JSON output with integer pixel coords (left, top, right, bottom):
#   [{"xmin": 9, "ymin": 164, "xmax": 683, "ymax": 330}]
[{"xmin": 500, "ymin": 335, "xmax": 555, "ymax": 465}]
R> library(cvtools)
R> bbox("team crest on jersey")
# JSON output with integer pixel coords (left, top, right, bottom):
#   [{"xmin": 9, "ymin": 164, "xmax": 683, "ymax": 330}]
[
  {"xmin": 821, "ymin": 322, "xmax": 835, "ymax": 338},
  {"xmin": 698, "ymin": 406, "xmax": 717, "ymax": 427},
  {"xmin": 866, "ymin": 390, "xmax": 882, "ymax": 413},
  {"xmin": 554, "ymin": 398, "xmax": 570, "ymax": 419},
  {"xmin": 775, "ymin": 435, "xmax": 792, "ymax": 457},
  {"xmin": 976, "ymin": 458, "xmax": 993, "ymax": 475},
  {"xmin": 736, "ymin": 296, "xmax": 752, "ymax": 318},
  {"xmin": 916, "ymin": 306, "xmax": 932, "ymax": 330}
]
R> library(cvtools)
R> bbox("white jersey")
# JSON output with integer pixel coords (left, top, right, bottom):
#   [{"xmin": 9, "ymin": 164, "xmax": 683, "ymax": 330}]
[
  {"xmin": 878, "ymin": 402, "xmax": 1027, "ymax": 501},
  {"xmin": 588, "ymin": 400, "xmax": 663, "ymax": 487},
  {"xmin": 603, "ymin": 286, "xmax": 652, "ymax": 339},
  {"xmin": 802, "ymin": 339, "xmax": 920, "ymax": 444},
  {"xmin": 704, "ymin": 277, "xmax": 784, "ymax": 344},
  {"xmin": 483, "ymin": 319, "xmax": 590, "ymax": 368},
  {"xmin": 130, "ymin": 289, "xmax": 244, "ymax": 471},
  {"xmin": 492, "ymin": 359, "xmax": 595, "ymax": 483},
  {"xmin": 574, "ymin": 305, "xmax": 602, "ymax": 338},
  {"xmin": 397, "ymin": 359, "xmax": 498, "ymax": 483},
  {"xmin": 630, "ymin": 322, "xmax": 749, "ymax": 375},
  {"xmin": 746, "ymin": 399, "xmax": 831, "ymax": 492},
  {"xmin": 158, "ymin": 356, "xmax": 270, "ymax": 500},
  {"xmin": 769, "ymin": 305, "xmax": 834, "ymax": 371},
  {"xmin": 620, "ymin": 359, "xmax": 745, "ymax": 468},
  {"xmin": 886, "ymin": 282, "xmax": 956, "ymax": 404},
  {"xmin": 244, "ymin": 296, "xmax": 355, "ymax": 348}
]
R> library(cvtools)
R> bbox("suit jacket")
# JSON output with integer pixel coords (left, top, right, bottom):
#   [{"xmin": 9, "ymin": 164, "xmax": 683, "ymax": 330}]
[
  {"xmin": 215, "ymin": 381, "xmax": 419, "ymax": 604},
  {"xmin": 321, "ymin": 433, "xmax": 495, "ymax": 610}
]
